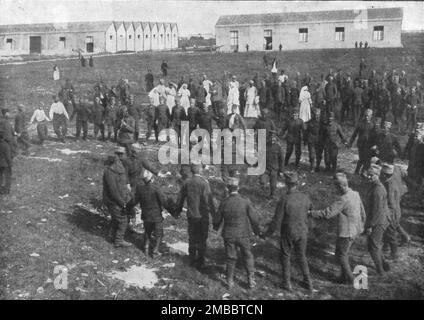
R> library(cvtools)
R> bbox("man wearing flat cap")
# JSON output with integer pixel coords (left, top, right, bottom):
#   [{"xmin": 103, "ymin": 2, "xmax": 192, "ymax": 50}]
[
  {"xmin": 102, "ymin": 146, "xmax": 132, "ymax": 248},
  {"xmin": 176, "ymin": 162, "xmax": 216, "ymax": 270},
  {"xmin": 264, "ymin": 171, "xmax": 314, "ymax": 292},
  {"xmin": 309, "ymin": 172, "xmax": 365, "ymax": 285},
  {"xmin": 364, "ymin": 164, "xmax": 391, "ymax": 275},
  {"xmin": 14, "ymin": 104, "xmax": 30, "ymax": 155},
  {"xmin": 213, "ymin": 177, "xmax": 261, "ymax": 290}
]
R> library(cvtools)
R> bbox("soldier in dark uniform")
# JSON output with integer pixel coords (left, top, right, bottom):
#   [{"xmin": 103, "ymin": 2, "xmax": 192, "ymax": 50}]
[
  {"xmin": 70, "ymin": 98, "xmax": 91, "ymax": 140},
  {"xmin": 289, "ymin": 81, "xmax": 300, "ymax": 111},
  {"xmin": 348, "ymin": 109, "xmax": 376, "ymax": 175},
  {"xmin": 14, "ymin": 104, "xmax": 30, "ymax": 155},
  {"xmin": 0, "ymin": 128, "xmax": 13, "ymax": 195},
  {"xmin": 195, "ymin": 81, "xmax": 207, "ymax": 109},
  {"xmin": 197, "ymin": 103, "xmax": 213, "ymax": 135},
  {"xmin": 213, "ymin": 177, "xmax": 261, "ymax": 289},
  {"xmin": 104, "ymin": 96, "xmax": 118, "ymax": 142},
  {"xmin": 0, "ymin": 109, "xmax": 18, "ymax": 158},
  {"xmin": 340, "ymin": 77, "xmax": 354, "ymax": 123},
  {"xmin": 176, "ymin": 163, "xmax": 216, "ymax": 270},
  {"xmin": 185, "ymin": 98, "xmax": 197, "ymax": 132},
  {"xmin": 380, "ymin": 163, "xmax": 401, "ymax": 260},
  {"xmin": 117, "ymin": 105, "xmax": 135, "ymax": 155},
  {"xmin": 260, "ymin": 131, "xmax": 284, "ymax": 198},
  {"xmin": 103, "ymin": 147, "xmax": 132, "ymax": 248},
  {"xmin": 304, "ymin": 109, "xmax": 321, "ymax": 172},
  {"xmin": 92, "ymin": 96, "xmax": 105, "ymax": 141},
  {"xmin": 145, "ymin": 69, "xmax": 154, "ymax": 93},
  {"xmin": 122, "ymin": 147, "xmax": 159, "ymax": 192},
  {"xmin": 127, "ymin": 171, "xmax": 176, "ymax": 257},
  {"xmin": 155, "ymin": 97, "xmax": 171, "ymax": 142},
  {"xmin": 144, "ymin": 96, "xmax": 156, "ymax": 143},
  {"xmin": 364, "ymin": 164, "xmax": 391, "ymax": 275},
  {"xmin": 403, "ymin": 126, "xmax": 424, "ymax": 189},
  {"xmin": 323, "ymin": 112, "xmax": 347, "ymax": 173},
  {"xmin": 127, "ymin": 95, "xmax": 140, "ymax": 143},
  {"xmin": 309, "ymin": 173, "xmax": 365, "ymax": 285},
  {"xmin": 352, "ymin": 80, "xmax": 364, "ymax": 126},
  {"xmin": 374, "ymin": 121, "xmax": 402, "ymax": 164},
  {"xmin": 325, "ymin": 76, "xmax": 338, "ymax": 114},
  {"xmin": 282, "ymin": 110, "xmax": 303, "ymax": 168},
  {"xmin": 253, "ymin": 108, "xmax": 277, "ymax": 144},
  {"xmin": 362, "ymin": 79, "xmax": 372, "ymax": 111},
  {"xmin": 171, "ymin": 99, "xmax": 188, "ymax": 146},
  {"xmin": 264, "ymin": 171, "xmax": 313, "ymax": 292}
]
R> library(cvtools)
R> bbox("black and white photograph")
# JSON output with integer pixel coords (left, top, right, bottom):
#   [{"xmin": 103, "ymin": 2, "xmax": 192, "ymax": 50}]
[{"xmin": 0, "ymin": 0, "xmax": 423, "ymax": 304}]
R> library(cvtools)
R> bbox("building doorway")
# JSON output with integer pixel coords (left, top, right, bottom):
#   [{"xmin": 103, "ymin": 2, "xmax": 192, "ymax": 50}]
[
  {"xmin": 86, "ymin": 36, "xmax": 94, "ymax": 53},
  {"xmin": 29, "ymin": 36, "xmax": 42, "ymax": 54},
  {"xmin": 264, "ymin": 29, "xmax": 272, "ymax": 50}
]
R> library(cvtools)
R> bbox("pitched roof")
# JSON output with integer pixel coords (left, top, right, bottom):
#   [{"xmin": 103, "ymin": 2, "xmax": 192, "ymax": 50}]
[
  {"xmin": 113, "ymin": 21, "xmax": 124, "ymax": 30},
  {"xmin": 141, "ymin": 22, "xmax": 149, "ymax": 30},
  {"xmin": 170, "ymin": 23, "xmax": 178, "ymax": 31},
  {"xmin": 215, "ymin": 7, "xmax": 403, "ymax": 27},
  {"xmin": 149, "ymin": 22, "xmax": 157, "ymax": 30},
  {"xmin": 0, "ymin": 21, "xmax": 114, "ymax": 34},
  {"xmin": 124, "ymin": 22, "xmax": 134, "ymax": 30}
]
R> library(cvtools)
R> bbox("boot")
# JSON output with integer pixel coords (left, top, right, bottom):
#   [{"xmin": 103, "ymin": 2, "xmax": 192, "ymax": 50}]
[
  {"xmin": 303, "ymin": 277, "xmax": 314, "ymax": 293},
  {"xmin": 247, "ymin": 273, "xmax": 256, "ymax": 289},
  {"xmin": 226, "ymin": 265, "xmax": 235, "ymax": 290},
  {"xmin": 114, "ymin": 240, "xmax": 132, "ymax": 248},
  {"xmin": 143, "ymin": 236, "xmax": 150, "ymax": 255},
  {"xmin": 151, "ymin": 236, "xmax": 162, "ymax": 258}
]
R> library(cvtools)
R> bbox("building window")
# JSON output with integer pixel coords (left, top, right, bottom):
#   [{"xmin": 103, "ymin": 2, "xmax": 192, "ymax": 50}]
[
  {"xmin": 299, "ymin": 28, "xmax": 308, "ymax": 42},
  {"xmin": 373, "ymin": 26, "xmax": 384, "ymax": 41},
  {"xmin": 153, "ymin": 35, "xmax": 156, "ymax": 39},
  {"xmin": 160, "ymin": 34, "xmax": 163, "ymax": 38},
  {"xmin": 6, "ymin": 38, "xmax": 12, "ymax": 50},
  {"xmin": 59, "ymin": 37, "xmax": 66, "ymax": 49},
  {"xmin": 138, "ymin": 35, "xmax": 140, "ymax": 39},
  {"xmin": 230, "ymin": 30, "xmax": 239, "ymax": 52},
  {"xmin": 86, "ymin": 36, "xmax": 94, "ymax": 53},
  {"xmin": 264, "ymin": 29, "xmax": 272, "ymax": 50},
  {"xmin": 109, "ymin": 35, "xmax": 113, "ymax": 40},
  {"xmin": 146, "ymin": 35, "xmax": 148, "ymax": 39},
  {"xmin": 129, "ymin": 35, "xmax": 132, "ymax": 39},
  {"xmin": 335, "ymin": 27, "xmax": 345, "ymax": 41},
  {"xmin": 120, "ymin": 34, "xmax": 123, "ymax": 38}
]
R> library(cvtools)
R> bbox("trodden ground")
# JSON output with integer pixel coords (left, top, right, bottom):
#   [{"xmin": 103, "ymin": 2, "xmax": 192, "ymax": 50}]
[{"xmin": 0, "ymin": 33, "xmax": 423, "ymax": 300}]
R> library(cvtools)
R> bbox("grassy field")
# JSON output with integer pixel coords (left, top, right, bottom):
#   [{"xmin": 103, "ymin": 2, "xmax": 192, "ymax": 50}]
[{"xmin": 0, "ymin": 33, "xmax": 423, "ymax": 300}]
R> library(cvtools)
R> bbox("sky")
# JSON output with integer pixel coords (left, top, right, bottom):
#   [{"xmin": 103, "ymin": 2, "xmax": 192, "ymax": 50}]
[{"xmin": 0, "ymin": 0, "xmax": 423, "ymax": 36}]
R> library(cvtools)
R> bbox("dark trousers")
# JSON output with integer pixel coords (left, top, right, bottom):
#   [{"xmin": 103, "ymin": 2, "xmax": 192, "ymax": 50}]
[
  {"xmin": 335, "ymin": 237, "xmax": 355, "ymax": 282},
  {"xmin": 53, "ymin": 114, "xmax": 67, "ymax": 140},
  {"xmin": 407, "ymin": 112, "xmax": 417, "ymax": 132},
  {"xmin": 76, "ymin": 120, "xmax": 88, "ymax": 139},
  {"xmin": 324, "ymin": 142, "xmax": 338, "ymax": 172},
  {"xmin": 383, "ymin": 222, "xmax": 398, "ymax": 258},
  {"xmin": 17, "ymin": 132, "xmax": 30, "ymax": 152},
  {"xmin": 187, "ymin": 216, "xmax": 209, "ymax": 266},
  {"xmin": 0, "ymin": 166, "xmax": 12, "ymax": 193},
  {"xmin": 260, "ymin": 169, "xmax": 278, "ymax": 196},
  {"xmin": 155, "ymin": 122, "xmax": 168, "ymax": 141},
  {"xmin": 212, "ymin": 101, "xmax": 222, "ymax": 117},
  {"xmin": 355, "ymin": 146, "xmax": 372, "ymax": 174},
  {"xmin": 280, "ymin": 234, "xmax": 311, "ymax": 285},
  {"xmin": 285, "ymin": 141, "xmax": 301, "ymax": 166},
  {"xmin": 307, "ymin": 142, "xmax": 316, "ymax": 169},
  {"xmin": 224, "ymin": 237, "xmax": 254, "ymax": 274},
  {"xmin": 144, "ymin": 221, "xmax": 164, "ymax": 253},
  {"xmin": 341, "ymin": 102, "xmax": 350, "ymax": 122},
  {"xmin": 36, "ymin": 123, "xmax": 48, "ymax": 144},
  {"xmin": 94, "ymin": 123, "xmax": 105, "ymax": 139},
  {"xmin": 109, "ymin": 205, "xmax": 128, "ymax": 244},
  {"xmin": 352, "ymin": 104, "xmax": 362, "ymax": 126},
  {"xmin": 315, "ymin": 141, "xmax": 328, "ymax": 170},
  {"xmin": 146, "ymin": 119, "xmax": 154, "ymax": 141},
  {"xmin": 368, "ymin": 224, "xmax": 389, "ymax": 275},
  {"xmin": 105, "ymin": 123, "xmax": 117, "ymax": 141}
]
